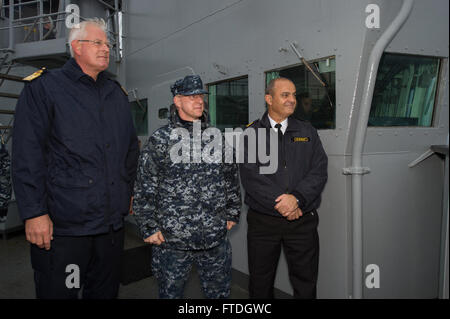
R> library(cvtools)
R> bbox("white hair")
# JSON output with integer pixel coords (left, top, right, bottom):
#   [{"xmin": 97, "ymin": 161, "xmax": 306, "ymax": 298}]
[{"xmin": 68, "ymin": 18, "xmax": 107, "ymax": 57}]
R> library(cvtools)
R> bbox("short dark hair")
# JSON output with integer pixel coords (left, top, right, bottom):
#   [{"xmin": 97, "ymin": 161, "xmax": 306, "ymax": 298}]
[{"xmin": 265, "ymin": 77, "xmax": 294, "ymax": 95}]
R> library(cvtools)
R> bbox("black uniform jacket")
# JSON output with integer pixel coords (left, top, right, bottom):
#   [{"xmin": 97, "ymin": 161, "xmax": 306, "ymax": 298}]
[
  {"xmin": 239, "ymin": 111, "xmax": 328, "ymax": 217},
  {"xmin": 12, "ymin": 58, "xmax": 139, "ymax": 236}
]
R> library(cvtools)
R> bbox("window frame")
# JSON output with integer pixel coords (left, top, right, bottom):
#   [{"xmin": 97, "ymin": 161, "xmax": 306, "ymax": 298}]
[
  {"xmin": 368, "ymin": 52, "xmax": 443, "ymax": 128},
  {"xmin": 206, "ymin": 75, "xmax": 250, "ymax": 131},
  {"xmin": 129, "ymin": 98, "xmax": 149, "ymax": 136}
]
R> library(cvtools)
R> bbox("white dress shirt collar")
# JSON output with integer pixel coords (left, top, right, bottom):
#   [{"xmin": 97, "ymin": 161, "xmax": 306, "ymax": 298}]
[{"xmin": 268, "ymin": 114, "xmax": 288, "ymax": 134}]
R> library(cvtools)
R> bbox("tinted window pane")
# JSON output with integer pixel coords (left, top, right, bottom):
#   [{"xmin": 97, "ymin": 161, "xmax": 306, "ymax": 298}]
[
  {"xmin": 266, "ymin": 57, "xmax": 336, "ymax": 130},
  {"xmin": 130, "ymin": 98, "xmax": 148, "ymax": 136},
  {"xmin": 208, "ymin": 77, "xmax": 249, "ymax": 131},
  {"xmin": 369, "ymin": 54, "xmax": 440, "ymax": 127}
]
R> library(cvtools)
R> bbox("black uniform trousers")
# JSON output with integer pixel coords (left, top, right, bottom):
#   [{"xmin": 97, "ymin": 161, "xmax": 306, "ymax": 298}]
[
  {"xmin": 247, "ymin": 208, "xmax": 319, "ymax": 299},
  {"xmin": 30, "ymin": 227, "xmax": 124, "ymax": 299}
]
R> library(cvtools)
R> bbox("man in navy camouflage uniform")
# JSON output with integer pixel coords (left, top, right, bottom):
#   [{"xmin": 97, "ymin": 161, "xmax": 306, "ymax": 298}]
[
  {"xmin": 133, "ymin": 75, "xmax": 241, "ymax": 299},
  {"xmin": 0, "ymin": 142, "xmax": 11, "ymax": 222}
]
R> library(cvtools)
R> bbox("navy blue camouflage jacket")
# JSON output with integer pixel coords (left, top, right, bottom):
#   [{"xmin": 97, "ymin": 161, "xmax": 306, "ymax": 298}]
[{"xmin": 133, "ymin": 110, "xmax": 241, "ymax": 250}]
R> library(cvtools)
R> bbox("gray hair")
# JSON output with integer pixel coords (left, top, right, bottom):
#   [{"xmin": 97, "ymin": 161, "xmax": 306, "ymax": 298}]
[{"xmin": 68, "ymin": 18, "xmax": 107, "ymax": 57}]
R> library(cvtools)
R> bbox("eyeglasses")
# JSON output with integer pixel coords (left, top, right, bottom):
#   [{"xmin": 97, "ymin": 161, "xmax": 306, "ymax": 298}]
[{"xmin": 78, "ymin": 39, "xmax": 112, "ymax": 49}]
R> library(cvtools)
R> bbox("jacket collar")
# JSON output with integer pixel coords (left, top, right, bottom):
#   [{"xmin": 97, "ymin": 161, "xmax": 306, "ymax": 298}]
[
  {"xmin": 169, "ymin": 106, "xmax": 209, "ymax": 130},
  {"xmin": 259, "ymin": 111, "xmax": 302, "ymax": 132},
  {"xmin": 62, "ymin": 58, "xmax": 108, "ymax": 84}
]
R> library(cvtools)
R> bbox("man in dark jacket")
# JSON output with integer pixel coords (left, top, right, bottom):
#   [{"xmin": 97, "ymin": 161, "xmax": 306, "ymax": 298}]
[
  {"xmin": 12, "ymin": 18, "xmax": 139, "ymax": 299},
  {"xmin": 133, "ymin": 75, "xmax": 241, "ymax": 298},
  {"xmin": 239, "ymin": 77, "xmax": 328, "ymax": 299}
]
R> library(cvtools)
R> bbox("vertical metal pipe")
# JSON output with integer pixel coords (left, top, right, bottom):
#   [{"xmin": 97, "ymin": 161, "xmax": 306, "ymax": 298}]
[
  {"xmin": 439, "ymin": 135, "xmax": 449, "ymax": 298},
  {"xmin": 8, "ymin": 0, "xmax": 13, "ymax": 50},
  {"xmin": 351, "ymin": 0, "xmax": 414, "ymax": 299},
  {"xmin": 39, "ymin": 0, "xmax": 43, "ymax": 40},
  {"xmin": 114, "ymin": 0, "xmax": 120, "ymax": 62}
]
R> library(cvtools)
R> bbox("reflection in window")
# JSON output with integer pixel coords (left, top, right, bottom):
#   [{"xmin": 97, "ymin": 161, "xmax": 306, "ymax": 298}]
[
  {"xmin": 266, "ymin": 57, "xmax": 336, "ymax": 130},
  {"xmin": 369, "ymin": 54, "xmax": 440, "ymax": 127},
  {"xmin": 130, "ymin": 99, "xmax": 148, "ymax": 136},
  {"xmin": 208, "ymin": 77, "xmax": 249, "ymax": 131}
]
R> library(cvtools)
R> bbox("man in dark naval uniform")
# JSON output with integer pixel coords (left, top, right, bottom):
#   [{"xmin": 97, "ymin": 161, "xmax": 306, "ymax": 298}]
[
  {"xmin": 12, "ymin": 18, "xmax": 139, "ymax": 299},
  {"xmin": 239, "ymin": 77, "xmax": 328, "ymax": 299}
]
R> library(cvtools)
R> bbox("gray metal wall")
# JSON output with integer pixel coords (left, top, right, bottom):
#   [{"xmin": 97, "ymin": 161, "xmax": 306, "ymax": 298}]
[{"xmin": 123, "ymin": 0, "xmax": 449, "ymax": 298}]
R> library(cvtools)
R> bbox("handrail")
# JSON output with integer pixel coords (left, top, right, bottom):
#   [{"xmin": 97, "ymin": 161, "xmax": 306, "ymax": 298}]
[
  {"xmin": 348, "ymin": 0, "xmax": 414, "ymax": 299},
  {"xmin": 7, "ymin": 11, "xmax": 66, "ymax": 24},
  {"xmin": 1, "ymin": 0, "xmax": 122, "ymax": 61},
  {"xmin": 0, "ymin": 17, "xmax": 66, "ymax": 31},
  {"xmin": 23, "ymin": 17, "xmax": 40, "ymax": 42}
]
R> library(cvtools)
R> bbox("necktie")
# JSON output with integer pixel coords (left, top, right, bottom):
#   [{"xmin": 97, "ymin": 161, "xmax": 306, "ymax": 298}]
[
  {"xmin": 275, "ymin": 123, "xmax": 282, "ymax": 135},
  {"xmin": 275, "ymin": 123, "xmax": 285, "ymax": 168}
]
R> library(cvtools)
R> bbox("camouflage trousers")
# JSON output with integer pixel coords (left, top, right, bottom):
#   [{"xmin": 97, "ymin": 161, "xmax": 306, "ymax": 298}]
[{"xmin": 152, "ymin": 238, "xmax": 232, "ymax": 299}]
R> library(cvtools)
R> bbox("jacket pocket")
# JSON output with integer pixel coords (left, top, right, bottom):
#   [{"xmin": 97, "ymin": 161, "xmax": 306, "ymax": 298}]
[
  {"xmin": 49, "ymin": 169, "xmax": 99, "ymax": 189},
  {"xmin": 47, "ymin": 170, "xmax": 102, "ymax": 226}
]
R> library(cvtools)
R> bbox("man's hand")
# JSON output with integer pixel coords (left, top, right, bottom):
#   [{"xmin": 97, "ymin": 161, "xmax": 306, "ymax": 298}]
[
  {"xmin": 129, "ymin": 196, "xmax": 134, "ymax": 215},
  {"xmin": 25, "ymin": 214, "xmax": 53, "ymax": 250},
  {"xmin": 286, "ymin": 207, "xmax": 303, "ymax": 221},
  {"xmin": 227, "ymin": 221, "xmax": 236, "ymax": 230},
  {"xmin": 144, "ymin": 231, "xmax": 165, "ymax": 245},
  {"xmin": 274, "ymin": 194, "xmax": 298, "ymax": 217}
]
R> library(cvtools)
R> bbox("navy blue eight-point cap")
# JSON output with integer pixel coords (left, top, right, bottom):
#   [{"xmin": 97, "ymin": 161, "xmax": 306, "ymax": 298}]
[{"xmin": 171, "ymin": 75, "xmax": 208, "ymax": 96}]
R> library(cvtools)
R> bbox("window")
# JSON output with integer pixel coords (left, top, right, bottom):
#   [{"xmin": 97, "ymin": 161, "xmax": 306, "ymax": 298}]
[
  {"xmin": 369, "ymin": 53, "xmax": 441, "ymax": 127},
  {"xmin": 266, "ymin": 57, "xmax": 336, "ymax": 130},
  {"xmin": 158, "ymin": 107, "xmax": 169, "ymax": 119},
  {"xmin": 207, "ymin": 77, "xmax": 249, "ymax": 131},
  {"xmin": 130, "ymin": 99, "xmax": 148, "ymax": 136}
]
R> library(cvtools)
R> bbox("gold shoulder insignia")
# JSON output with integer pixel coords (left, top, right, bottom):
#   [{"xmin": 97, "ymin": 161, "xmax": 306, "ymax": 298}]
[
  {"xmin": 120, "ymin": 85, "xmax": 128, "ymax": 96},
  {"xmin": 113, "ymin": 80, "xmax": 128, "ymax": 96},
  {"xmin": 22, "ymin": 67, "xmax": 46, "ymax": 82},
  {"xmin": 246, "ymin": 121, "xmax": 255, "ymax": 127}
]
